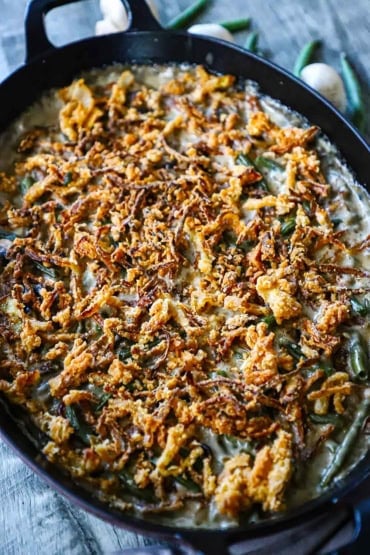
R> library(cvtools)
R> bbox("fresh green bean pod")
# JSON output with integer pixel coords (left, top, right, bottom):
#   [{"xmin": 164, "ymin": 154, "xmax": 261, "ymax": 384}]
[
  {"xmin": 321, "ymin": 398, "xmax": 370, "ymax": 487},
  {"xmin": 0, "ymin": 229, "xmax": 16, "ymax": 241},
  {"xmin": 302, "ymin": 200, "xmax": 311, "ymax": 214},
  {"xmin": 118, "ymin": 347, "xmax": 131, "ymax": 361},
  {"xmin": 309, "ymin": 413, "xmax": 343, "ymax": 426},
  {"xmin": 331, "ymin": 218, "xmax": 342, "ymax": 228},
  {"xmin": 348, "ymin": 332, "xmax": 369, "ymax": 381},
  {"xmin": 278, "ymin": 337, "xmax": 304, "ymax": 361},
  {"xmin": 119, "ymin": 470, "xmax": 157, "ymax": 501},
  {"xmin": 65, "ymin": 405, "xmax": 93, "ymax": 445},
  {"xmin": 340, "ymin": 53, "xmax": 366, "ymax": 133},
  {"xmin": 281, "ymin": 218, "xmax": 296, "ymax": 236},
  {"xmin": 236, "ymin": 153, "xmax": 268, "ymax": 191},
  {"xmin": 216, "ymin": 368, "xmax": 229, "ymax": 376},
  {"xmin": 293, "ymin": 39, "xmax": 321, "ymax": 77},
  {"xmin": 255, "ymin": 156, "xmax": 283, "ymax": 171},
  {"xmin": 350, "ymin": 297, "xmax": 369, "ymax": 317},
  {"xmin": 220, "ymin": 17, "xmax": 250, "ymax": 32},
  {"xmin": 244, "ymin": 31, "xmax": 259, "ymax": 53},
  {"xmin": 91, "ymin": 386, "xmax": 111, "ymax": 412},
  {"xmin": 166, "ymin": 0, "xmax": 209, "ymax": 30},
  {"xmin": 321, "ymin": 360, "xmax": 335, "ymax": 377},
  {"xmin": 63, "ymin": 171, "xmax": 73, "ymax": 186},
  {"xmin": 33, "ymin": 261, "xmax": 58, "ymax": 279},
  {"xmin": 304, "ymin": 360, "xmax": 334, "ymax": 378},
  {"xmin": 20, "ymin": 175, "xmax": 35, "ymax": 194},
  {"xmin": 174, "ymin": 475, "xmax": 201, "ymax": 493},
  {"xmin": 262, "ymin": 314, "xmax": 277, "ymax": 328}
]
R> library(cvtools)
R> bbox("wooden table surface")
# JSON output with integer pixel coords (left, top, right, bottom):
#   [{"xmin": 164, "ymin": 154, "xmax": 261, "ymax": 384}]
[{"xmin": 0, "ymin": 1, "xmax": 369, "ymax": 554}]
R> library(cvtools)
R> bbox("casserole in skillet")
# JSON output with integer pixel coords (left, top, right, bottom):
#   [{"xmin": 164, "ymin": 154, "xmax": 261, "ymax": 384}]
[
  {"xmin": 0, "ymin": 60, "xmax": 369, "ymax": 529},
  {"xmin": 0, "ymin": 0, "xmax": 368, "ymax": 548}
]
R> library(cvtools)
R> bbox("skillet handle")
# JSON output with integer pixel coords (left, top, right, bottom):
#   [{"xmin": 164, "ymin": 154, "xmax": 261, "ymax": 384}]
[
  {"xmin": 25, "ymin": 0, "xmax": 84, "ymax": 63},
  {"xmin": 25, "ymin": 0, "xmax": 161, "ymax": 63}
]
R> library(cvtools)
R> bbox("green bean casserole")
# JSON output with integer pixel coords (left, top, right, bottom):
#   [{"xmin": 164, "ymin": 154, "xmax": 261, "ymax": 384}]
[{"xmin": 0, "ymin": 64, "xmax": 369, "ymax": 527}]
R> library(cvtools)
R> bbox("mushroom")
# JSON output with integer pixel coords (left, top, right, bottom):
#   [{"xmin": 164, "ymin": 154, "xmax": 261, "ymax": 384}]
[
  {"xmin": 187, "ymin": 23, "xmax": 235, "ymax": 43},
  {"xmin": 97, "ymin": 0, "xmax": 159, "ymax": 35},
  {"xmin": 99, "ymin": 0, "xmax": 128, "ymax": 30},
  {"xmin": 300, "ymin": 63, "xmax": 347, "ymax": 112},
  {"xmin": 95, "ymin": 18, "xmax": 121, "ymax": 36}
]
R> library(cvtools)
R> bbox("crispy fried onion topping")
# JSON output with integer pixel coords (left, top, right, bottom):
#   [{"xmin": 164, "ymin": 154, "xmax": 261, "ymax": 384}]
[{"xmin": 0, "ymin": 64, "xmax": 368, "ymax": 524}]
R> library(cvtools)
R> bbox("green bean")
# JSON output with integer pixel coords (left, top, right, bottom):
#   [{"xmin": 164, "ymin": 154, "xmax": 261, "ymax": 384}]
[
  {"xmin": 220, "ymin": 17, "xmax": 250, "ymax": 32},
  {"xmin": 331, "ymin": 218, "xmax": 342, "ymax": 228},
  {"xmin": 0, "ymin": 229, "xmax": 16, "ymax": 241},
  {"xmin": 63, "ymin": 171, "xmax": 73, "ymax": 186},
  {"xmin": 255, "ymin": 156, "xmax": 283, "ymax": 171},
  {"xmin": 350, "ymin": 297, "xmax": 369, "ymax": 317},
  {"xmin": 119, "ymin": 470, "xmax": 157, "ymax": 501},
  {"xmin": 281, "ymin": 218, "xmax": 296, "ymax": 236},
  {"xmin": 174, "ymin": 475, "xmax": 201, "ymax": 493},
  {"xmin": 75, "ymin": 321, "xmax": 86, "ymax": 334},
  {"xmin": 304, "ymin": 361, "xmax": 334, "ymax": 378},
  {"xmin": 325, "ymin": 440, "xmax": 338, "ymax": 454},
  {"xmin": 179, "ymin": 446, "xmax": 190, "ymax": 458},
  {"xmin": 348, "ymin": 213, "xmax": 362, "ymax": 225},
  {"xmin": 340, "ymin": 53, "xmax": 366, "ymax": 133},
  {"xmin": 117, "ymin": 342, "xmax": 133, "ymax": 361},
  {"xmin": 236, "ymin": 153, "xmax": 268, "ymax": 191},
  {"xmin": 309, "ymin": 413, "xmax": 343, "ymax": 426},
  {"xmin": 302, "ymin": 200, "xmax": 311, "ymax": 214},
  {"xmin": 221, "ymin": 230, "xmax": 237, "ymax": 248},
  {"xmin": 20, "ymin": 175, "xmax": 35, "ymax": 194},
  {"xmin": 262, "ymin": 314, "xmax": 277, "ymax": 328},
  {"xmin": 240, "ymin": 442, "xmax": 256, "ymax": 455},
  {"xmin": 237, "ymin": 153, "xmax": 254, "ymax": 167},
  {"xmin": 219, "ymin": 434, "xmax": 255, "ymax": 456},
  {"xmin": 65, "ymin": 405, "xmax": 93, "ymax": 445},
  {"xmin": 219, "ymin": 434, "xmax": 238, "ymax": 451},
  {"xmin": 145, "ymin": 337, "xmax": 163, "ymax": 350},
  {"xmin": 303, "ymin": 364, "xmax": 320, "ymax": 378},
  {"xmin": 126, "ymin": 381, "xmax": 137, "ymax": 393},
  {"xmin": 293, "ymin": 39, "xmax": 321, "ymax": 77},
  {"xmin": 224, "ymin": 434, "xmax": 238, "ymax": 447},
  {"xmin": 278, "ymin": 337, "xmax": 304, "ymax": 361},
  {"xmin": 244, "ymin": 31, "xmax": 259, "ymax": 53},
  {"xmin": 166, "ymin": 0, "xmax": 209, "ymax": 30},
  {"xmin": 348, "ymin": 333, "xmax": 369, "ymax": 381},
  {"xmin": 321, "ymin": 398, "xmax": 370, "ymax": 487},
  {"xmin": 321, "ymin": 360, "xmax": 335, "ymax": 377},
  {"xmin": 236, "ymin": 239, "xmax": 253, "ymax": 253},
  {"xmin": 33, "ymin": 261, "xmax": 58, "ymax": 279},
  {"xmin": 91, "ymin": 386, "xmax": 111, "ymax": 412}
]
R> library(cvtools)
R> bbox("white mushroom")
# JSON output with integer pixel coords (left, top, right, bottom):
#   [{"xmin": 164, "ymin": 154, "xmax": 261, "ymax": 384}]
[
  {"xmin": 98, "ymin": 0, "xmax": 159, "ymax": 34},
  {"xmin": 99, "ymin": 0, "xmax": 128, "ymax": 30},
  {"xmin": 300, "ymin": 63, "xmax": 347, "ymax": 112},
  {"xmin": 95, "ymin": 18, "xmax": 122, "ymax": 36},
  {"xmin": 188, "ymin": 23, "xmax": 235, "ymax": 43}
]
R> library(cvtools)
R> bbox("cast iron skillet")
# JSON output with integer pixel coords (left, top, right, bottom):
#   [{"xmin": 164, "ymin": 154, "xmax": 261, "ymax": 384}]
[{"xmin": 0, "ymin": 1, "xmax": 370, "ymax": 553}]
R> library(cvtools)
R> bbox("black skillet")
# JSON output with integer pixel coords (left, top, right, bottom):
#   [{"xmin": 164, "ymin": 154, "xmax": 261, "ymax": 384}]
[{"xmin": 0, "ymin": 1, "xmax": 370, "ymax": 553}]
